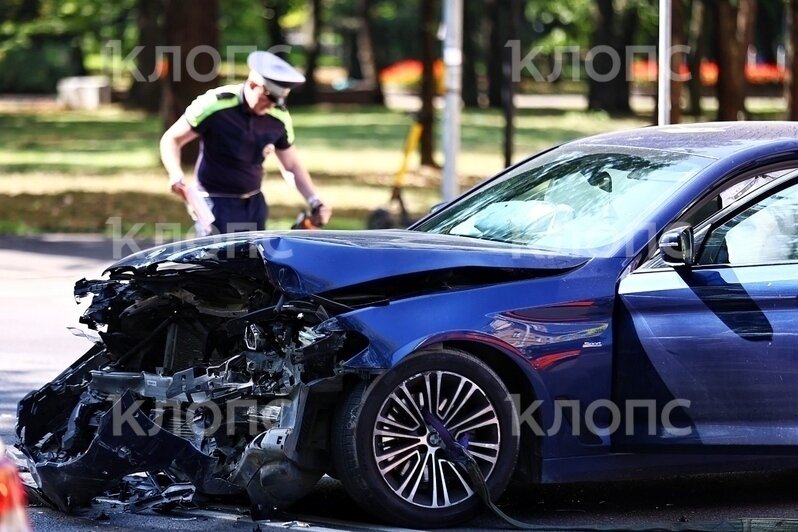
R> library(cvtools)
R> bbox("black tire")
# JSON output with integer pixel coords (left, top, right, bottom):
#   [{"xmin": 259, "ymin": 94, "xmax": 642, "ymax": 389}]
[{"xmin": 332, "ymin": 348, "xmax": 519, "ymax": 528}]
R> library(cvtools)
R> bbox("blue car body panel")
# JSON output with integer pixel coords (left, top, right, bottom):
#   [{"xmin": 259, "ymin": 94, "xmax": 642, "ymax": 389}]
[
  {"xmin": 618, "ymin": 263, "xmax": 798, "ymax": 447},
  {"xmin": 104, "ymin": 122, "xmax": 798, "ymax": 484},
  {"xmin": 336, "ymin": 258, "xmax": 623, "ymax": 459},
  {"xmin": 109, "ymin": 230, "xmax": 587, "ymax": 294}
]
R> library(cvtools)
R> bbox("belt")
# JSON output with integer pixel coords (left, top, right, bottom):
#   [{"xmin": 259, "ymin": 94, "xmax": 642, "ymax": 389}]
[{"xmin": 204, "ymin": 189, "xmax": 262, "ymax": 199}]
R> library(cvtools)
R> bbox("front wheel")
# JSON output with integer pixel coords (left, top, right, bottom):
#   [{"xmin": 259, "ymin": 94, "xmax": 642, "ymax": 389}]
[{"xmin": 332, "ymin": 348, "xmax": 520, "ymax": 528}]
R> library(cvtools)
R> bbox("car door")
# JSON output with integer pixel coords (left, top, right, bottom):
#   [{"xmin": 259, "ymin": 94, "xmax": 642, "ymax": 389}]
[{"xmin": 614, "ymin": 177, "xmax": 798, "ymax": 448}]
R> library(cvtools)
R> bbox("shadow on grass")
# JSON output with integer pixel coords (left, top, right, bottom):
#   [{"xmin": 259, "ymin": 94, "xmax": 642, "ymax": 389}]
[
  {"xmin": 0, "ymin": 113, "xmax": 158, "ymax": 146},
  {"xmin": 0, "ymin": 191, "xmax": 372, "ymax": 237},
  {"xmin": 0, "ymin": 163, "xmax": 154, "ymax": 174},
  {"xmin": 293, "ymin": 106, "xmax": 599, "ymax": 153},
  {"xmin": 0, "ymin": 111, "xmax": 161, "ymax": 174},
  {"xmin": 0, "ymin": 106, "xmax": 649, "ymax": 175}
]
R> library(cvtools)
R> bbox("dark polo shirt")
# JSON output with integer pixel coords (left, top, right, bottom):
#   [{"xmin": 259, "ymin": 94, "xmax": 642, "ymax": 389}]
[{"xmin": 184, "ymin": 84, "xmax": 294, "ymax": 195}]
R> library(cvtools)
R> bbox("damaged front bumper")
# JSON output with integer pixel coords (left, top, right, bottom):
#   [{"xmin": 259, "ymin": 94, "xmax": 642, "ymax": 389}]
[{"xmin": 15, "ymin": 246, "xmax": 365, "ymax": 514}]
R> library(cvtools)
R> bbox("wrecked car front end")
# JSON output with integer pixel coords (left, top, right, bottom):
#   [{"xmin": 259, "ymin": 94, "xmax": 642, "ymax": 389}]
[
  {"xmin": 16, "ymin": 229, "xmax": 588, "ymax": 524},
  {"xmin": 16, "ymin": 235, "xmax": 365, "ymax": 513}
]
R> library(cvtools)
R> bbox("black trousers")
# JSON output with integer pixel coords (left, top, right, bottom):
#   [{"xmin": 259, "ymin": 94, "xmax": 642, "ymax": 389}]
[{"xmin": 207, "ymin": 192, "xmax": 268, "ymax": 233}]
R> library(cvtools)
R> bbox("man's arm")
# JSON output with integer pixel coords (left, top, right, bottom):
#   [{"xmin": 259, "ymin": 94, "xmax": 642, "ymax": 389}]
[
  {"xmin": 276, "ymin": 146, "xmax": 332, "ymax": 224},
  {"xmin": 159, "ymin": 117, "xmax": 199, "ymax": 200}
]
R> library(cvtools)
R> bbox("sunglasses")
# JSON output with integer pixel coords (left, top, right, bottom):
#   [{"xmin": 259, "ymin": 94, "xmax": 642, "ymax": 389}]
[{"xmin": 252, "ymin": 78, "xmax": 291, "ymax": 103}]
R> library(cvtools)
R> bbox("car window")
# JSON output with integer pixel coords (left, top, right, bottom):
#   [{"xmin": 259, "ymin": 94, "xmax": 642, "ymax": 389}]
[
  {"xmin": 683, "ymin": 168, "xmax": 796, "ymax": 228},
  {"xmin": 414, "ymin": 146, "xmax": 712, "ymax": 256},
  {"xmin": 698, "ymin": 181, "xmax": 798, "ymax": 266}
]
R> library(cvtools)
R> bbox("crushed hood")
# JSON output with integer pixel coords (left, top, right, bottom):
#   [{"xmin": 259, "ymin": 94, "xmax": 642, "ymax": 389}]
[{"xmin": 107, "ymin": 230, "xmax": 587, "ymax": 295}]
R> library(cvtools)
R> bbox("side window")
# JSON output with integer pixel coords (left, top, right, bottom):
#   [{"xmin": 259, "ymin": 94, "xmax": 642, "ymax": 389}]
[
  {"xmin": 698, "ymin": 181, "xmax": 798, "ymax": 266},
  {"xmin": 683, "ymin": 169, "xmax": 795, "ymax": 228}
]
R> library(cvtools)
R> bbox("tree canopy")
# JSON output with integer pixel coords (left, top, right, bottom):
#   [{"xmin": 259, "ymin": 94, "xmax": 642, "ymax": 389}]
[{"xmin": 0, "ymin": 0, "xmax": 792, "ymax": 122}]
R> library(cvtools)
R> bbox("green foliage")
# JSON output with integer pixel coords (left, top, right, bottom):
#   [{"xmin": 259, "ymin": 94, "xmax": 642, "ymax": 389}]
[
  {"xmin": 219, "ymin": 0, "xmax": 270, "ymax": 49},
  {"xmin": 0, "ymin": 0, "xmax": 136, "ymax": 92},
  {"xmin": 1, "ymin": 0, "xmax": 136, "ymax": 52},
  {"xmin": 368, "ymin": 0, "xmax": 424, "ymax": 66},
  {"xmin": 0, "ymin": 37, "xmax": 83, "ymax": 92},
  {"xmin": 526, "ymin": 0, "xmax": 659, "ymax": 52},
  {"xmin": 526, "ymin": 0, "xmax": 594, "ymax": 51},
  {"xmin": 0, "ymin": 0, "xmax": 789, "ymax": 101},
  {"xmin": 631, "ymin": 0, "xmax": 661, "ymax": 46},
  {"xmin": 219, "ymin": 0, "xmax": 308, "ymax": 50}
]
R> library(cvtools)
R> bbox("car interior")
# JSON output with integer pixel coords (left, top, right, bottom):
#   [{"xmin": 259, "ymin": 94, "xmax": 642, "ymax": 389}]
[{"xmin": 698, "ymin": 181, "xmax": 798, "ymax": 265}]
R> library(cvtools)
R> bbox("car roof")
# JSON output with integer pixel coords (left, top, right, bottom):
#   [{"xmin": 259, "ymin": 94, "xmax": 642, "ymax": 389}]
[{"xmin": 571, "ymin": 121, "xmax": 798, "ymax": 159}]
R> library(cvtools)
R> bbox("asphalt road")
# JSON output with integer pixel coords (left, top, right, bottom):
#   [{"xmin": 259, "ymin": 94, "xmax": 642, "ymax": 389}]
[{"xmin": 3, "ymin": 234, "xmax": 798, "ymax": 531}]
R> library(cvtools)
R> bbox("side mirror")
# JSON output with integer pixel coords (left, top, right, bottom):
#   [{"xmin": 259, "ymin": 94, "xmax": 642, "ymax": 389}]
[{"xmin": 659, "ymin": 226, "xmax": 695, "ymax": 267}]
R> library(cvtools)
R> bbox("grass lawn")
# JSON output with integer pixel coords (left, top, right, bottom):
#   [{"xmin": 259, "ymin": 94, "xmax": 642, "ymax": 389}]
[{"xmin": 0, "ymin": 102, "xmax": 655, "ymax": 234}]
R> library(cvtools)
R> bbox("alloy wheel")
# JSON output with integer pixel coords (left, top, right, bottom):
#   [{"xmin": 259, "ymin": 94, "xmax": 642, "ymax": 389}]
[{"xmin": 372, "ymin": 370, "xmax": 501, "ymax": 508}]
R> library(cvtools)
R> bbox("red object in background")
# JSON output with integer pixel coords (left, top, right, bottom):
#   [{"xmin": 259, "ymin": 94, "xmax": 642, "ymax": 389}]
[
  {"xmin": 291, "ymin": 206, "xmax": 325, "ymax": 230},
  {"xmin": 379, "ymin": 59, "xmax": 445, "ymax": 92},
  {"xmin": 745, "ymin": 62, "xmax": 785, "ymax": 85},
  {"xmin": 630, "ymin": 59, "xmax": 785, "ymax": 86},
  {"xmin": 0, "ymin": 441, "xmax": 31, "ymax": 532}
]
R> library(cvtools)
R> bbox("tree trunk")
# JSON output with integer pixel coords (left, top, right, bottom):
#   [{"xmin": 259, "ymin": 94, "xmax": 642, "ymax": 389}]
[
  {"xmin": 162, "ymin": 0, "xmax": 219, "ymax": 165},
  {"xmin": 292, "ymin": 0, "xmax": 321, "ymax": 105},
  {"xmin": 788, "ymin": 0, "xmax": 798, "ymax": 120},
  {"xmin": 461, "ymin": 0, "xmax": 480, "ymax": 107},
  {"xmin": 357, "ymin": 0, "xmax": 384, "ymax": 105},
  {"xmin": 347, "ymin": 32, "xmax": 362, "ymax": 79},
  {"xmin": 127, "ymin": 0, "xmax": 163, "ymax": 113},
  {"xmin": 588, "ymin": 0, "xmax": 615, "ymax": 112},
  {"xmin": 670, "ymin": 0, "xmax": 685, "ymax": 123},
  {"xmin": 307, "ymin": 0, "xmax": 321, "ymax": 96},
  {"xmin": 587, "ymin": 0, "xmax": 637, "ymax": 114},
  {"xmin": 263, "ymin": 0, "xmax": 287, "ymax": 49},
  {"xmin": 419, "ymin": 0, "xmax": 438, "ymax": 167},
  {"xmin": 686, "ymin": 0, "xmax": 706, "ymax": 116},
  {"xmin": 487, "ymin": 0, "xmax": 504, "ymax": 108},
  {"xmin": 715, "ymin": 0, "xmax": 756, "ymax": 121}
]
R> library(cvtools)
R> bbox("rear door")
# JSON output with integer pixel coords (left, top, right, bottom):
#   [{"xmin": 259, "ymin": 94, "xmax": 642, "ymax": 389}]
[{"xmin": 615, "ymin": 177, "xmax": 798, "ymax": 448}]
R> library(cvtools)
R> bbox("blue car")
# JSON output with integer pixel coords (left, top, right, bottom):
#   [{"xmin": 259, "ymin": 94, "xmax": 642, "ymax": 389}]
[{"xmin": 17, "ymin": 122, "xmax": 798, "ymax": 527}]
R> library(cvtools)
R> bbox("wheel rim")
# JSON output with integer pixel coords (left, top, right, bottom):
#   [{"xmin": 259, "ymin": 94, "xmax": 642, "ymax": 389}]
[{"xmin": 372, "ymin": 370, "xmax": 501, "ymax": 508}]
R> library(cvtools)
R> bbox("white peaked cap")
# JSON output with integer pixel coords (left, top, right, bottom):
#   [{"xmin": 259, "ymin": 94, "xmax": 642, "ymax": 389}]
[{"xmin": 247, "ymin": 51, "xmax": 306, "ymax": 88}]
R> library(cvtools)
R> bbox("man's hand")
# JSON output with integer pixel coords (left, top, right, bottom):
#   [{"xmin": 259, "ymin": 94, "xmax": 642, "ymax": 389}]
[
  {"xmin": 276, "ymin": 146, "xmax": 331, "ymax": 225},
  {"xmin": 169, "ymin": 173, "xmax": 188, "ymax": 201},
  {"xmin": 318, "ymin": 202, "xmax": 333, "ymax": 225},
  {"xmin": 309, "ymin": 197, "xmax": 332, "ymax": 226}
]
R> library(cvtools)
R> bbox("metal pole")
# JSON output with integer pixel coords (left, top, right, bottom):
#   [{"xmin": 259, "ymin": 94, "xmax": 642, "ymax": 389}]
[
  {"xmin": 658, "ymin": 0, "xmax": 672, "ymax": 125},
  {"xmin": 503, "ymin": 0, "xmax": 519, "ymax": 168},
  {"xmin": 441, "ymin": 0, "xmax": 463, "ymax": 202}
]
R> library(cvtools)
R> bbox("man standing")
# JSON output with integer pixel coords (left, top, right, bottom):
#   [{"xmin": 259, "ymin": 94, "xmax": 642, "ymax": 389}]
[{"xmin": 160, "ymin": 51, "xmax": 332, "ymax": 234}]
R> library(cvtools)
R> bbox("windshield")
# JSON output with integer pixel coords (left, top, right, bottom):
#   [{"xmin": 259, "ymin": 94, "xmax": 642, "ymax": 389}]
[{"xmin": 414, "ymin": 145, "xmax": 713, "ymax": 255}]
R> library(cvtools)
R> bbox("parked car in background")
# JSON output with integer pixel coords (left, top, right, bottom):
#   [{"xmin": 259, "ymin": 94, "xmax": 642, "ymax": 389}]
[
  {"xmin": 0, "ymin": 439, "xmax": 30, "ymax": 531},
  {"xmin": 16, "ymin": 122, "xmax": 798, "ymax": 528}
]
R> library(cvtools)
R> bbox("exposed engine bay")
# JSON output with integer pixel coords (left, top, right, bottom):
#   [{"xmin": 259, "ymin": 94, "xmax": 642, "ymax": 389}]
[{"xmin": 15, "ymin": 240, "xmax": 366, "ymax": 514}]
